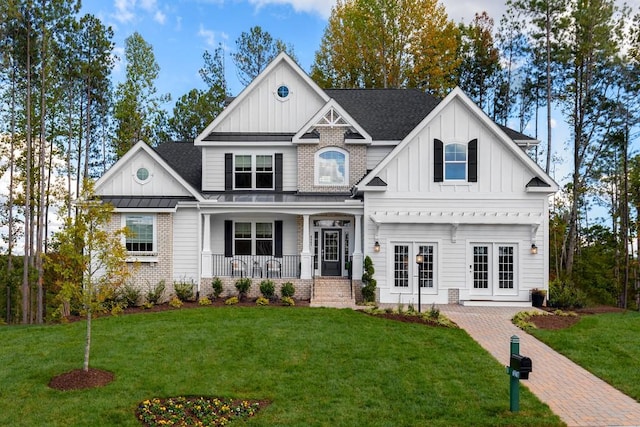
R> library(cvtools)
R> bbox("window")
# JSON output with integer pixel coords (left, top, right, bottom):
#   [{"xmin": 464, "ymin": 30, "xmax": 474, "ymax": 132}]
[
  {"xmin": 315, "ymin": 148, "xmax": 348, "ymax": 186},
  {"xmin": 125, "ymin": 215, "xmax": 154, "ymax": 252},
  {"xmin": 255, "ymin": 222, "xmax": 273, "ymax": 255},
  {"xmin": 234, "ymin": 222, "xmax": 273, "ymax": 256},
  {"xmin": 394, "ymin": 245, "xmax": 409, "ymax": 287},
  {"xmin": 234, "ymin": 154, "xmax": 274, "ymax": 189},
  {"xmin": 234, "ymin": 222, "xmax": 252, "ymax": 255},
  {"xmin": 417, "ymin": 245, "xmax": 434, "ymax": 288},
  {"xmin": 473, "ymin": 246, "xmax": 489, "ymax": 289},
  {"xmin": 445, "ymin": 143, "xmax": 467, "ymax": 180},
  {"xmin": 136, "ymin": 167, "xmax": 149, "ymax": 182},
  {"xmin": 277, "ymin": 85, "xmax": 289, "ymax": 99}
]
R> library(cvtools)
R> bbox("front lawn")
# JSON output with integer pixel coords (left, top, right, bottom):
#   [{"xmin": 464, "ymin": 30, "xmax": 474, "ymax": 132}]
[
  {"xmin": 0, "ymin": 307, "xmax": 563, "ymax": 426},
  {"xmin": 529, "ymin": 311, "xmax": 640, "ymax": 402}
]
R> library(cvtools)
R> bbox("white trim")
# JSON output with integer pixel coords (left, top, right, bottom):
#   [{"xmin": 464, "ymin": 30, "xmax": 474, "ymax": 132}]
[
  {"xmin": 95, "ymin": 140, "xmax": 203, "ymax": 202},
  {"xmin": 355, "ymin": 87, "xmax": 559, "ymax": 194},
  {"xmin": 292, "ymin": 99, "xmax": 372, "ymax": 144},
  {"xmin": 196, "ymin": 52, "xmax": 330, "ymax": 145}
]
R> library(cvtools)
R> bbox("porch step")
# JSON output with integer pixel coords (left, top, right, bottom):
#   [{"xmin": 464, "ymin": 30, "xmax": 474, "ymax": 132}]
[{"xmin": 311, "ymin": 277, "xmax": 355, "ymax": 307}]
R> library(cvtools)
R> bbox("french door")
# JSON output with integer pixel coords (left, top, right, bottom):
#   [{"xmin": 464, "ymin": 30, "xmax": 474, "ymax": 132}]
[
  {"xmin": 392, "ymin": 243, "xmax": 437, "ymax": 294},
  {"xmin": 470, "ymin": 244, "xmax": 517, "ymax": 296}
]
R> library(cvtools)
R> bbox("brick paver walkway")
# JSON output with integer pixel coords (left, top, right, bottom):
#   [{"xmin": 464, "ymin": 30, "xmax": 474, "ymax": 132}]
[{"xmin": 438, "ymin": 305, "xmax": 640, "ymax": 427}]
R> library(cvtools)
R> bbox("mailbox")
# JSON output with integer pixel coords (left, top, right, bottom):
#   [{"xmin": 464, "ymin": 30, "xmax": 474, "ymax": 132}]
[{"xmin": 510, "ymin": 354, "xmax": 532, "ymax": 380}]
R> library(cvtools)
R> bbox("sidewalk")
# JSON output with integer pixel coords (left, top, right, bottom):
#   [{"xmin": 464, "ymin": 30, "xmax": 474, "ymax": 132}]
[{"xmin": 438, "ymin": 305, "xmax": 640, "ymax": 427}]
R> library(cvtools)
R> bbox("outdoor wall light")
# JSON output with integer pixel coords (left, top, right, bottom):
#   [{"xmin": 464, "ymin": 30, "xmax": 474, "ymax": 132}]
[
  {"xmin": 530, "ymin": 243, "xmax": 538, "ymax": 255},
  {"xmin": 374, "ymin": 241, "xmax": 381, "ymax": 252}
]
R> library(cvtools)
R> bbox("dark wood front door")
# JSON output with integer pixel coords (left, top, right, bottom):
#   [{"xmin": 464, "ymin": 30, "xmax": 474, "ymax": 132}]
[{"xmin": 321, "ymin": 229, "xmax": 341, "ymax": 276}]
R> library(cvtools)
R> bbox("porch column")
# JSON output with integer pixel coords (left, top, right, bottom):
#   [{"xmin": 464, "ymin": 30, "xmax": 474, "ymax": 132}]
[
  {"xmin": 300, "ymin": 214, "xmax": 312, "ymax": 279},
  {"xmin": 201, "ymin": 213, "xmax": 212, "ymax": 277},
  {"xmin": 352, "ymin": 214, "xmax": 364, "ymax": 280}
]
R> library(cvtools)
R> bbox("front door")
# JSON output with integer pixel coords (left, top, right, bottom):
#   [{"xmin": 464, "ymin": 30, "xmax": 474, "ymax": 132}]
[{"xmin": 321, "ymin": 229, "xmax": 341, "ymax": 276}]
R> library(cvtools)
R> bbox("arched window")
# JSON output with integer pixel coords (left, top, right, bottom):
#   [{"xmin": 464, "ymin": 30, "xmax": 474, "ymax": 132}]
[
  {"xmin": 444, "ymin": 143, "xmax": 467, "ymax": 180},
  {"xmin": 315, "ymin": 148, "xmax": 348, "ymax": 186}
]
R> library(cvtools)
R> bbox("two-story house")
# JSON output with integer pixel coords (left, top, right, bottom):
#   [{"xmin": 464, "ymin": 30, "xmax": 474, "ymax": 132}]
[{"xmin": 95, "ymin": 52, "xmax": 558, "ymax": 307}]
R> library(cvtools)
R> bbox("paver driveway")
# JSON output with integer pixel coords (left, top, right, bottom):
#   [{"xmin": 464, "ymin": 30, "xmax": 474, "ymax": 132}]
[{"xmin": 438, "ymin": 305, "xmax": 640, "ymax": 427}]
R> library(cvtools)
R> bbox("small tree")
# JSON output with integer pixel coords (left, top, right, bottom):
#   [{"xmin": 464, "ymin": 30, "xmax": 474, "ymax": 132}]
[
  {"xmin": 361, "ymin": 256, "xmax": 377, "ymax": 303},
  {"xmin": 48, "ymin": 181, "xmax": 130, "ymax": 372}
]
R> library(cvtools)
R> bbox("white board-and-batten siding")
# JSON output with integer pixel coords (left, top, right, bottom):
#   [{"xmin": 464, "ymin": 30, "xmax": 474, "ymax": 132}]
[
  {"xmin": 209, "ymin": 61, "xmax": 326, "ymax": 134},
  {"xmin": 202, "ymin": 146, "xmax": 297, "ymax": 192},
  {"xmin": 172, "ymin": 207, "xmax": 200, "ymax": 282},
  {"xmin": 97, "ymin": 150, "xmax": 192, "ymax": 197},
  {"xmin": 378, "ymin": 98, "xmax": 537, "ymax": 195}
]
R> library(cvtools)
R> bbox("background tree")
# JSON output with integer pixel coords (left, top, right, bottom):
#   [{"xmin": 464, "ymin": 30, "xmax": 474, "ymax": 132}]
[
  {"xmin": 456, "ymin": 12, "xmax": 501, "ymax": 115},
  {"xmin": 168, "ymin": 46, "xmax": 228, "ymax": 140},
  {"xmin": 47, "ymin": 180, "xmax": 130, "ymax": 371},
  {"xmin": 311, "ymin": 0, "xmax": 459, "ymax": 94},
  {"xmin": 113, "ymin": 32, "xmax": 169, "ymax": 158},
  {"xmin": 232, "ymin": 26, "xmax": 297, "ymax": 87}
]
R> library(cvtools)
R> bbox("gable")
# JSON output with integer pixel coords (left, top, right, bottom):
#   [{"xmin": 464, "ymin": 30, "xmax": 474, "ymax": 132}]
[
  {"xmin": 358, "ymin": 88, "xmax": 558, "ymax": 195},
  {"xmin": 196, "ymin": 54, "xmax": 328, "ymax": 142},
  {"xmin": 96, "ymin": 142, "xmax": 200, "ymax": 199}
]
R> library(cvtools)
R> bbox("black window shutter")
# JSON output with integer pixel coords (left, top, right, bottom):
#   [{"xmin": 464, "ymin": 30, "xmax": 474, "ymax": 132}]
[
  {"xmin": 224, "ymin": 220, "xmax": 232, "ymax": 257},
  {"xmin": 275, "ymin": 153, "xmax": 283, "ymax": 192},
  {"xmin": 434, "ymin": 139, "xmax": 443, "ymax": 182},
  {"xmin": 468, "ymin": 139, "xmax": 478, "ymax": 182},
  {"xmin": 225, "ymin": 153, "xmax": 232, "ymax": 191},
  {"xmin": 274, "ymin": 220, "xmax": 283, "ymax": 257}
]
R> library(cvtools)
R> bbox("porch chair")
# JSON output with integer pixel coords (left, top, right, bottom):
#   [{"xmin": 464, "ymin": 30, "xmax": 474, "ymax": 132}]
[
  {"xmin": 265, "ymin": 259, "xmax": 281, "ymax": 278},
  {"xmin": 230, "ymin": 259, "xmax": 247, "ymax": 277}
]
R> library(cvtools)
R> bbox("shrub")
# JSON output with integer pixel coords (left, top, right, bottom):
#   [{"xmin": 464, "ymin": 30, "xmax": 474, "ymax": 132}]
[
  {"xmin": 280, "ymin": 282, "xmax": 295, "ymax": 298},
  {"xmin": 210, "ymin": 277, "xmax": 223, "ymax": 300},
  {"xmin": 225, "ymin": 296, "xmax": 239, "ymax": 305},
  {"xmin": 235, "ymin": 278, "xmax": 252, "ymax": 300},
  {"xmin": 361, "ymin": 256, "xmax": 377, "ymax": 302},
  {"xmin": 548, "ymin": 279, "xmax": 587, "ymax": 309},
  {"xmin": 198, "ymin": 296, "xmax": 212, "ymax": 306},
  {"xmin": 174, "ymin": 279, "xmax": 195, "ymax": 302},
  {"xmin": 146, "ymin": 280, "xmax": 166, "ymax": 305},
  {"xmin": 281, "ymin": 296, "xmax": 295, "ymax": 306},
  {"xmin": 259, "ymin": 280, "xmax": 276, "ymax": 300},
  {"xmin": 118, "ymin": 283, "xmax": 141, "ymax": 308},
  {"xmin": 169, "ymin": 296, "xmax": 183, "ymax": 308},
  {"xmin": 256, "ymin": 296, "xmax": 269, "ymax": 306},
  {"xmin": 427, "ymin": 303, "xmax": 440, "ymax": 320}
]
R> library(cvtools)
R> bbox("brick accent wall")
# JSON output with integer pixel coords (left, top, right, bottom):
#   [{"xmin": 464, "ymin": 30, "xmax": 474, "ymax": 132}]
[
  {"xmin": 111, "ymin": 212, "xmax": 174, "ymax": 301},
  {"xmin": 297, "ymin": 127, "xmax": 367, "ymax": 193}
]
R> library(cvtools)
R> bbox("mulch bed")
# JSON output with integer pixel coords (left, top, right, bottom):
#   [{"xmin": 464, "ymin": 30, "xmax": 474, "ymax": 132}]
[
  {"xmin": 49, "ymin": 368, "xmax": 115, "ymax": 391},
  {"xmin": 529, "ymin": 305, "xmax": 626, "ymax": 330}
]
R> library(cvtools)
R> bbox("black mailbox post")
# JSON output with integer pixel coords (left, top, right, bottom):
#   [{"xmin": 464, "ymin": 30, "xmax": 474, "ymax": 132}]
[{"xmin": 506, "ymin": 335, "xmax": 533, "ymax": 412}]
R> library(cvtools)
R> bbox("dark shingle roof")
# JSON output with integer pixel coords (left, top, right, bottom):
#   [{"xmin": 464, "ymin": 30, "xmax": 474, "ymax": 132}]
[
  {"xmin": 499, "ymin": 125, "xmax": 537, "ymax": 142},
  {"xmin": 154, "ymin": 141, "xmax": 202, "ymax": 190},
  {"xmin": 325, "ymin": 89, "xmax": 440, "ymax": 141}
]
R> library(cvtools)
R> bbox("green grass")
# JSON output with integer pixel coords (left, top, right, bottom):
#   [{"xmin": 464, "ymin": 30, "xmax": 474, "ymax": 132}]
[
  {"xmin": 0, "ymin": 307, "xmax": 563, "ymax": 426},
  {"xmin": 529, "ymin": 311, "xmax": 640, "ymax": 402}
]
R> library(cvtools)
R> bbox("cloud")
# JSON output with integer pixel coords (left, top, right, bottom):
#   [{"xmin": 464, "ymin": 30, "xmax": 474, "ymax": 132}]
[
  {"xmin": 198, "ymin": 24, "xmax": 217, "ymax": 47},
  {"xmin": 113, "ymin": 0, "xmax": 136, "ymax": 23},
  {"xmin": 247, "ymin": 0, "xmax": 335, "ymax": 19},
  {"xmin": 154, "ymin": 10, "xmax": 166, "ymax": 24}
]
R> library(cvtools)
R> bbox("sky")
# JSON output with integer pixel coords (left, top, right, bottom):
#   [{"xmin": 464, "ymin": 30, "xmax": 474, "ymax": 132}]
[{"xmin": 80, "ymin": 0, "xmax": 515, "ymax": 99}]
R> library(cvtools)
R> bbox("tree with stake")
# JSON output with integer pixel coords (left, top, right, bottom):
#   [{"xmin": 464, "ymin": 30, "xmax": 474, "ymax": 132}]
[{"xmin": 48, "ymin": 180, "xmax": 130, "ymax": 371}]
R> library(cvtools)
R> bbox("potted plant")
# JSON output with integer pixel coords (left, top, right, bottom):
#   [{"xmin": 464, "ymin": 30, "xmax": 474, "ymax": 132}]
[{"xmin": 531, "ymin": 288, "xmax": 546, "ymax": 307}]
